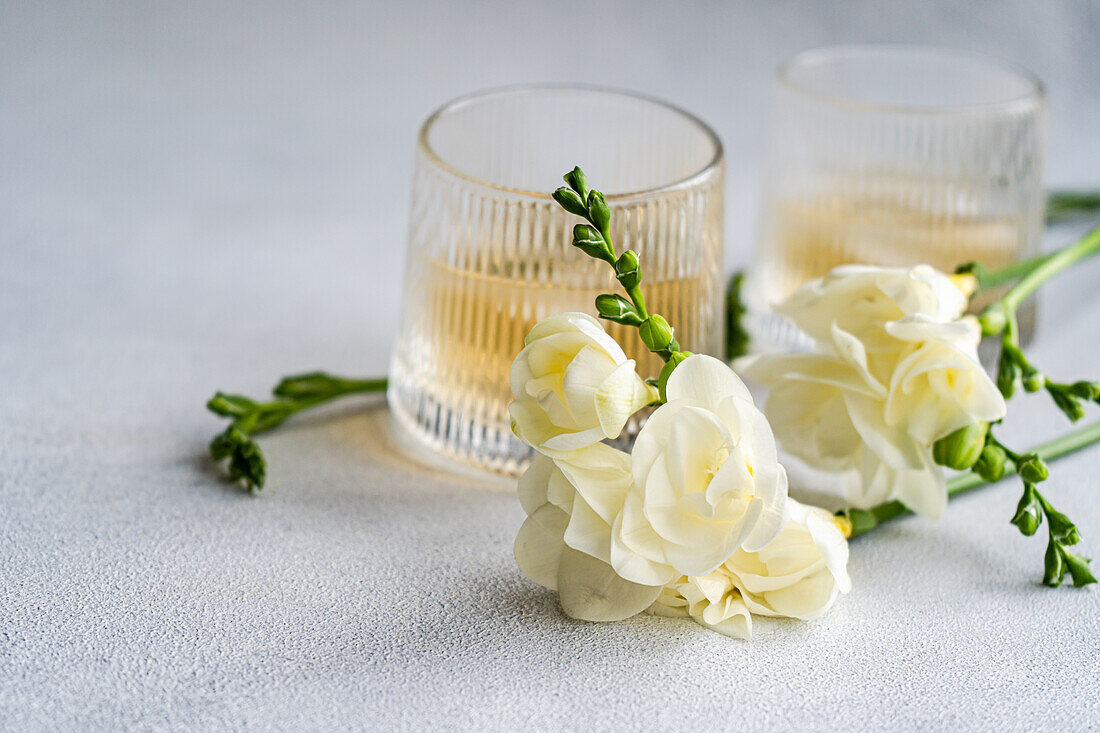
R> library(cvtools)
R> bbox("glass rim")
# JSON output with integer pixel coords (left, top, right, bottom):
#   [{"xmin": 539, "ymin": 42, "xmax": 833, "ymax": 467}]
[
  {"xmin": 416, "ymin": 84, "xmax": 724, "ymax": 201},
  {"xmin": 776, "ymin": 44, "xmax": 1047, "ymax": 115}
]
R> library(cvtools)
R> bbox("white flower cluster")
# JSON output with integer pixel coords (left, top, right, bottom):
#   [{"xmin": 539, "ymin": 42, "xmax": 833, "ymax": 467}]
[
  {"xmin": 744, "ymin": 265, "xmax": 1007, "ymax": 518},
  {"xmin": 509, "ymin": 312, "xmax": 850, "ymax": 638}
]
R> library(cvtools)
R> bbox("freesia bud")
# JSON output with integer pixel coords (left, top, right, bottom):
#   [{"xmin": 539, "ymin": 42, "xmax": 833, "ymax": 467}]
[
  {"xmin": 1023, "ymin": 370, "xmax": 1045, "ymax": 393},
  {"xmin": 614, "ymin": 250, "xmax": 641, "ymax": 290},
  {"xmin": 563, "ymin": 167, "xmax": 590, "ymax": 200},
  {"xmin": 552, "ymin": 187, "xmax": 588, "ymax": 217},
  {"xmin": 639, "ymin": 315, "xmax": 675, "ymax": 353},
  {"xmin": 974, "ymin": 444, "xmax": 1007, "ymax": 482},
  {"xmin": 1010, "ymin": 486, "xmax": 1042, "ymax": 536},
  {"xmin": 206, "ymin": 392, "xmax": 256, "ymax": 418},
  {"xmin": 1044, "ymin": 540, "xmax": 1065, "ymax": 587},
  {"xmin": 1017, "ymin": 454, "xmax": 1049, "ymax": 483},
  {"xmin": 594, "ymin": 293, "xmax": 642, "ymax": 325},
  {"xmin": 1050, "ymin": 388, "xmax": 1085, "ymax": 422},
  {"xmin": 932, "ymin": 422, "xmax": 988, "ymax": 470},
  {"xmin": 979, "ymin": 305, "xmax": 1007, "ymax": 336},
  {"xmin": 1061, "ymin": 547, "xmax": 1098, "ymax": 588},
  {"xmin": 587, "ymin": 190, "xmax": 610, "ymax": 233},
  {"xmin": 1045, "ymin": 506, "xmax": 1081, "ymax": 545},
  {"xmin": 656, "ymin": 350, "xmax": 691, "ymax": 402},
  {"xmin": 572, "ymin": 224, "xmax": 610, "ymax": 260},
  {"xmin": 1070, "ymin": 380, "xmax": 1100, "ymax": 401},
  {"xmin": 997, "ymin": 357, "xmax": 1020, "ymax": 399}
]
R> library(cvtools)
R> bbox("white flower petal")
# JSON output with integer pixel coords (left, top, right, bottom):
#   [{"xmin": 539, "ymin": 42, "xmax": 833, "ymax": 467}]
[{"xmin": 557, "ymin": 546, "xmax": 663, "ymax": 622}]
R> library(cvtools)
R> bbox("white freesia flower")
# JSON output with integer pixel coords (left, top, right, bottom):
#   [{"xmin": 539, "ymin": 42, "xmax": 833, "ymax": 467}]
[
  {"xmin": 648, "ymin": 499, "xmax": 851, "ymax": 639},
  {"xmin": 776, "ymin": 264, "xmax": 970, "ymax": 349},
  {"xmin": 723, "ymin": 499, "xmax": 851, "ymax": 621},
  {"xmin": 513, "ymin": 448, "xmax": 662, "ymax": 622},
  {"xmin": 610, "ymin": 354, "xmax": 789, "ymax": 586},
  {"xmin": 746, "ymin": 264, "xmax": 1006, "ymax": 518},
  {"xmin": 509, "ymin": 312, "xmax": 658, "ymax": 454}
]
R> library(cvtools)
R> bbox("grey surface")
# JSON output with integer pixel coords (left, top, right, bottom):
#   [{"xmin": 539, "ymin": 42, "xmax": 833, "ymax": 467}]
[{"xmin": 3, "ymin": 2, "xmax": 1100, "ymax": 730}]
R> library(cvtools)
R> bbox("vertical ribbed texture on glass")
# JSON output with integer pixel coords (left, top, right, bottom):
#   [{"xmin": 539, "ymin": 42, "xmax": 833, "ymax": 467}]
[
  {"xmin": 749, "ymin": 47, "xmax": 1047, "ymax": 350},
  {"xmin": 389, "ymin": 87, "xmax": 724, "ymax": 475}
]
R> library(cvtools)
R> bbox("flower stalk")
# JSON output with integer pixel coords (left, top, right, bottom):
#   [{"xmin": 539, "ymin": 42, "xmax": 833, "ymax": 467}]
[
  {"xmin": 553, "ymin": 167, "xmax": 691, "ymax": 400},
  {"xmin": 207, "ymin": 372, "xmax": 387, "ymax": 491},
  {"xmin": 843, "ymin": 420, "xmax": 1100, "ymax": 587}
]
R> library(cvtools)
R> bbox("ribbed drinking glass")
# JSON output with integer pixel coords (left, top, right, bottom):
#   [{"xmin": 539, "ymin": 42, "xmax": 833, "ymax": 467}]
[
  {"xmin": 748, "ymin": 45, "xmax": 1047, "ymax": 348},
  {"xmin": 389, "ymin": 86, "xmax": 725, "ymax": 475}
]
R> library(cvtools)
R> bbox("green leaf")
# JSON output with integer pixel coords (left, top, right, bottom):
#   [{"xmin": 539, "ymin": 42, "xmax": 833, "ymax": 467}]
[{"xmin": 552, "ymin": 187, "xmax": 588, "ymax": 218}]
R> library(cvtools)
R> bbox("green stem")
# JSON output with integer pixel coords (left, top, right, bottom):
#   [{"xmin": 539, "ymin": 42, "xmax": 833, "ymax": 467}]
[
  {"xmin": 999, "ymin": 224, "xmax": 1100, "ymax": 313},
  {"xmin": 969, "ymin": 251, "xmax": 1058, "ymax": 293},
  {"xmin": 846, "ymin": 421, "xmax": 1100, "ymax": 537},
  {"xmin": 1046, "ymin": 190, "xmax": 1100, "ymax": 224}
]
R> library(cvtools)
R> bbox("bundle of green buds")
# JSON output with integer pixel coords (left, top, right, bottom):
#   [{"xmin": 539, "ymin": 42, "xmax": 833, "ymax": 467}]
[
  {"xmin": 553, "ymin": 167, "xmax": 691, "ymax": 399},
  {"xmin": 932, "ymin": 225, "xmax": 1100, "ymax": 586}
]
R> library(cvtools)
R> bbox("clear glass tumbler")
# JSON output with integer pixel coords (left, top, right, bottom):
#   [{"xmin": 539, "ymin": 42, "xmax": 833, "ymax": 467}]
[
  {"xmin": 389, "ymin": 86, "xmax": 725, "ymax": 475},
  {"xmin": 748, "ymin": 45, "xmax": 1047, "ymax": 349}
]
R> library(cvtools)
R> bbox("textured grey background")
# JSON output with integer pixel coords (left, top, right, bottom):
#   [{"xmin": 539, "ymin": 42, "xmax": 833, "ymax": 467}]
[{"xmin": 3, "ymin": 2, "xmax": 1100, "ymax": 730}]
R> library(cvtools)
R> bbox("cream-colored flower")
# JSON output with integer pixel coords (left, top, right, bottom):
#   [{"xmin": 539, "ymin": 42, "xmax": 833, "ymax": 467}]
[
  {"xmin": 647, "ymin": 499, "xmax": 851, "ymax": 639},
  {"xmin": 776, "ymin": 264, "xmax": 970, "ymax": 349},
  {"xmin": 513, "ymin": 448, "xmax": 662, "ymax": 622},
  {"xmin": 610, "ymin": 354, "xmax": 789, "ymax": 587},
  {"xmin": 723, "ymin": 499, "xmax": 851, "ymax": 621},
  {"xmin": 746, "ymin": 265, "xmax": 1006, "ymax": 518},
  {"xmin": 509, "ymin": 312, "xmax": 657, "ymax": 454}
]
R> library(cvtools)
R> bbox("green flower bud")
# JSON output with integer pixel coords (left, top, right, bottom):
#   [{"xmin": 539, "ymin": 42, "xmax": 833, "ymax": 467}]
[
  {"xmin": 639, "ymin": 315, "xmax": 675, "ymax": 353},
  {"xmin": 1045, "ymin": 506, "xmax": 1081, "ymax": 545},
  {"xmin": 1016, "ymin": 453, "xmax": 1049, "ymax": 483},
  {"xmin": 997, "ymin": 356, "xmax": 1020, "ymax": 399},
  {"xmin": 974, "ymin": 444, "xmax": 1007, "ymax": 482},
  {"xmin": 1010, "ymin": 486, "xmax": 1042, "ymax": 536},
  {"xmin": 587, "ymin": 190, "xmax": 610, "ymax": 233},
  {"xmin": 572, "ymin": 224, "xmax": 610, "ymax": 260},
  {"xmin": 1069, "ymin": 380, "xmax": 1100, "ymax": 401},
  {"xmin": 615, "ymin": 250, "xmax": 641, "ymax": 290},
  {"xmin": 1060, "ymin": 547, "xmax": 1098, "ymax": 588},
  {"xmin": 932, "ymin": 422, "xmax": 988, "ymax": 470},
  {"xmin": 843, "ymin": 508, "xmax": 878, "ymax": 537},
  {"xmin": 979, "ymin": 305, "xmax": 1007, "ymax": 336},
  {"xmin": 657, "ymin": 350, "xmax": 692, "ymax": 402},
  {"xmin": 206, "ymin": 392, "xmax": 256, "ymax": 418},
  {"xmin": 594, "ymin": 293, "xmax": 642, "ymax": 325},
  {"xmin": 1043, "ymin": 539, "xmax": 1065, "ymax": 587},
  {"xmin": 563, "ymin": 167, "xmax": 590, "ymax": 201},
  {"xmin": 1022, "ymin": 370, "xmax": 1045, "ymax": 393},
  {"xmin": 552, "ymin": 187, "xmax": 588, "ymax": 218},
  {"xmin": 1050, "ymin": 388, "xmax": 1085, "ymax": 422}
]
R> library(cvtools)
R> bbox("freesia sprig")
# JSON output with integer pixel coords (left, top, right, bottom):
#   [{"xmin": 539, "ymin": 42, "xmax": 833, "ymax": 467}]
[
  {"xmin": 842, "ymin": 420, "xmax": 1099, "ymax": 587},
  {"xmin": 940, "ymin": 223, "xmax": 1100, "ymax": 585},
  {"xmin": 553, "ymin": 167, "xmax": 690, "ymax": 400},
  {"xmin": 207, "ymin": 372, "xmax": 387, "ymax": 491}
]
